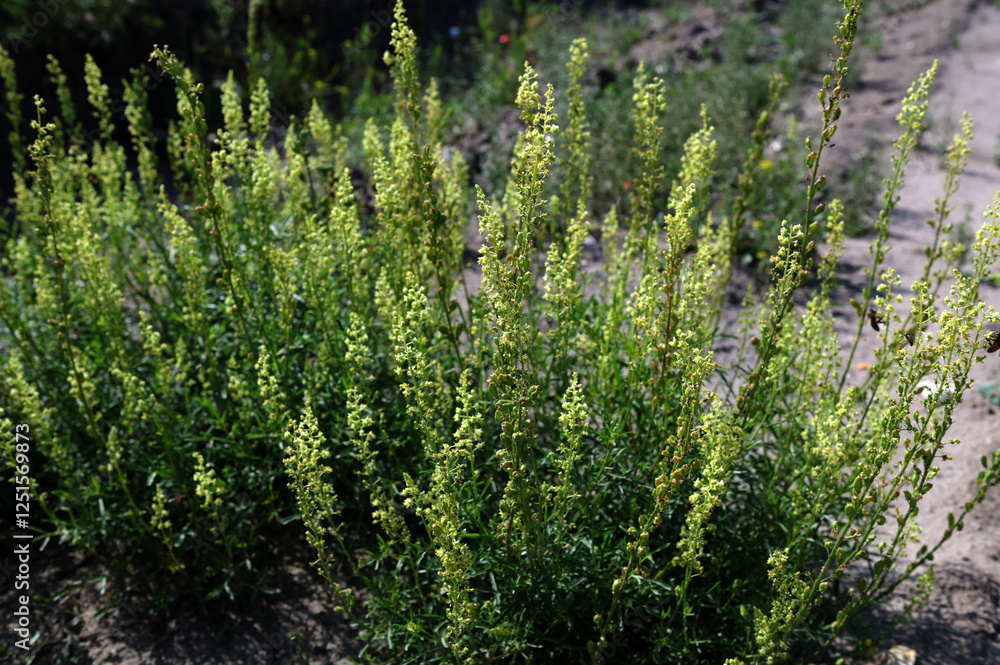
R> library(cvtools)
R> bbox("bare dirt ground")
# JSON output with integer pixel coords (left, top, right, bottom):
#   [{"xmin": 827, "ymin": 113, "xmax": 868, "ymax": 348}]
[
  {"xmin": 815, "ymin": 1, "xmax": 1000, "ymax": 663},
  {"xmin": 2, "ymin": 1, "xmax": 999, "ymax": 663}
]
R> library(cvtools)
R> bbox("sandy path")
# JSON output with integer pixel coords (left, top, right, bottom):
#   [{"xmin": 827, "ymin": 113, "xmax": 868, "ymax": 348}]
[{"xmin": 821, "ymin": 1, "xmax": 1000, "ymax": 662}]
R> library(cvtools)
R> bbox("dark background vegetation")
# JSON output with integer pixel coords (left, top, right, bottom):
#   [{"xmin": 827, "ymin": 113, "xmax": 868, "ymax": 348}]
[
  {"xmin": 0, "ymin": 0, "xmax": 603, "ymax": 191},
  {"xmin": 1, "ymin": 0, "xmax": 887, "ymax": 261}
]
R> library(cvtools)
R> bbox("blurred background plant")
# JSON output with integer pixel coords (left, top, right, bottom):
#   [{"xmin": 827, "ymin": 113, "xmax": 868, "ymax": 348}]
[{"xmin": 1, "ymin": 0, "xmax": 898, "ymax": 273}]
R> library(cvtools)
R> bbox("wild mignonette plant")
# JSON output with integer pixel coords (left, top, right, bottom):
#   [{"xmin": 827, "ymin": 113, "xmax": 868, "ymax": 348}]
[{"xmin": 2, "ymin": 0, "xmax": 1000, "ymax": 663}]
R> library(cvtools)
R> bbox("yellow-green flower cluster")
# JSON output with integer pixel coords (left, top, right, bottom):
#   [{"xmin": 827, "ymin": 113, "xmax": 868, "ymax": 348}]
[
  {"xmin": 71, "ymin": 212, "xmax": 126, "ymax": 354},
  {"xmin": 343, "ymin": 311, "xmax": 409, "ymax": 544},
  {"xmin": 548, "ymin": 373, "xmax": 587, "ymax": 526},
  {"xmin": 556, "ymin": 38, "xmax": 592, "ymax": 226},
  {"xmin": 328, "ymin": 166, "xmax": 368, "ymax": 302},
  {"xmin": 2, "ymin": 351, "xmax": 52, "ymax": 442},
  {"xmin": 543, "ymin": 199, "xmax": 589, "ymax": 355},
  {"xmin": 389, "ymin": 272, "xmax": 449, "ymax": 454},
  {"xmin": 112, "ymin": 366, "xmax": 154, "ymax": 430},
  {"xmin": 629, "ymin": 63, "xmax": 667, "ymax": 245},
  {"xmin": 83, "ymin": 54, "xmax": 113, "ymax": 141},
  {"xmin": 672, "ymin": 105, "xmax": 716, "ymax": 210},
  {"xmin": 283, "ymin": 403, "xmax": 355, "ymax": 613},
  {"xmin": 400, "ymin": 369, "xmax": 484, "ymax": 659},
  {"xmin": 384, "ymin": 0, "xmax": 420, "ymax": 121},
  {"xmin": 305, "ymin": 98, "xmax": 347, "ymax": 176},
  {"xmin": 256, "ymin": 345, "xmax": 288, "ymax": 425},
  {"xmin": 104, "ymin": 425, "xmax": 122, "ymax": 471},
  {"xmin": 193, "ymin": 451, "xmax": 224, "ymax": 510},
  {"xmin": 216, "ymin": 72, "xmax": 250, "ymax": 177},
  {"xmin": 671, "ymin": 392, "xmax": 736, "ymax": 576},
  {"xmin": 150, "ymin": 483, "xmax": 172, "ymax": 532},
  {"xmin": 751, "ymin": 548, "xmax": 812, "ymax": 664}
]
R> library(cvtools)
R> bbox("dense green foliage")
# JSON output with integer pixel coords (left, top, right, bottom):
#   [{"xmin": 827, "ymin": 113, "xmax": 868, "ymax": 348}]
[{"xmin": 3, "ymin": 1, "xmax": 1000, "ymax": 663}]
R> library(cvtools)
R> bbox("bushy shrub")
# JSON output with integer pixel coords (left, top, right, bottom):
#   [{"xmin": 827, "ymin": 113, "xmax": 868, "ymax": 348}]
[{"xmin": 2, "ymin": 1, "xmax": 1000, "ymax": 663}]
